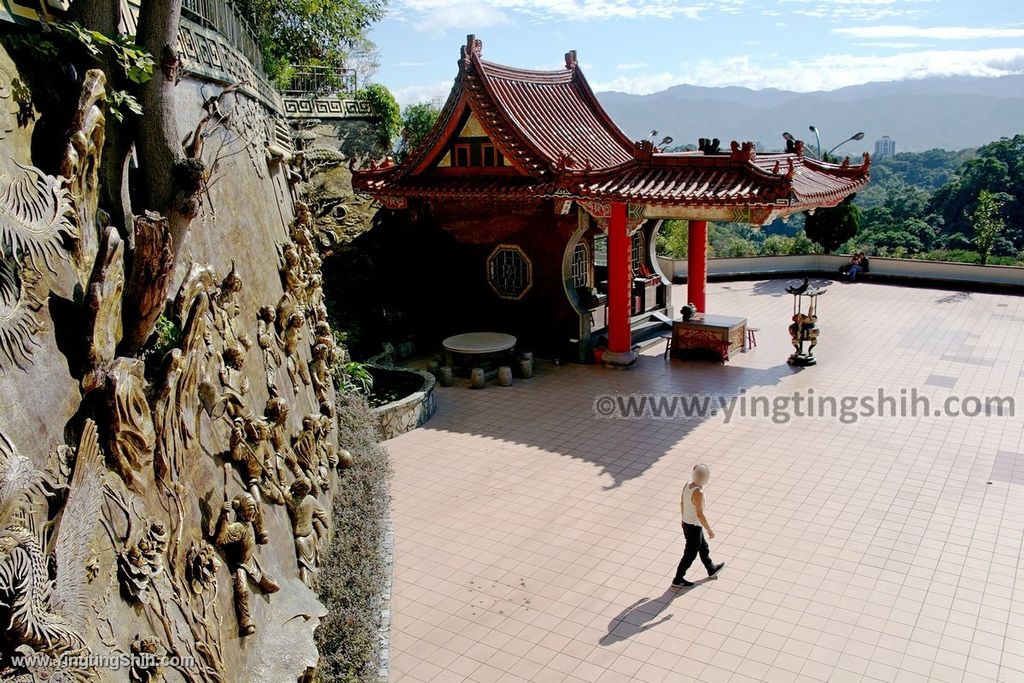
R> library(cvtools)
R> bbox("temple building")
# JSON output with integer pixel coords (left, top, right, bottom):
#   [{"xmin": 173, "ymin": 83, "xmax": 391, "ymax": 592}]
[{"xmin": 353, "ymin": 36, "xmax": 870, "ymax": 366}]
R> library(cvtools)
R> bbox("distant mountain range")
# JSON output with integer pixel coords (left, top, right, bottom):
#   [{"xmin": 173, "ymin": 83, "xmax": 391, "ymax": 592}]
[{"xmin": 596, "ymin": 75, "xmax": 1024, "ymax": 156}]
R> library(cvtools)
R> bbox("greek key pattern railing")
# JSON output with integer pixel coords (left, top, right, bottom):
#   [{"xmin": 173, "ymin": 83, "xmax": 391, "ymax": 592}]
[{"xmin": 282, "ymin": 96, "xmax": 372, "ymax": 119}]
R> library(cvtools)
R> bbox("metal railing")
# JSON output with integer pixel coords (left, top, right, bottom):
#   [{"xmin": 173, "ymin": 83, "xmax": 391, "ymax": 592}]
[
  {"xmin": 181, "ymin": 0, "xmax": 264, "ymax": 72},
  {"xmin": 281, "ymin": 65, "xmax": 358, "ymax": 96}
]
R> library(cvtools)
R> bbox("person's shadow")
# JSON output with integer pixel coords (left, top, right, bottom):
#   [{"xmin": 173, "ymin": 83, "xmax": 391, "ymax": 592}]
[{"xmin": 599, "ymin": 580, "xmax": 713, "ymax": 646}]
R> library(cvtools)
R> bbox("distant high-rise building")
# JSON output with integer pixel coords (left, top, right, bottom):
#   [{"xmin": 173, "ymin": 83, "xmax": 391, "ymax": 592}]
[{"xmin": 874, "ymin": 136, "xmax": 896, "ymax": 159}]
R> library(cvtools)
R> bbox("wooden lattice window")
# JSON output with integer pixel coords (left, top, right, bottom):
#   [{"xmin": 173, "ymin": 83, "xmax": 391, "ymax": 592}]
[
  {"xmin": 571, "ymin": 242, "xmax": 590, "ymax": 289},
  {"xmin": 631, "ymin": 232, "xmax": 644, "ymax": 275},
  {"xmin": 487, "ymin": 244, "xmax": 532, "ymax": 300}
]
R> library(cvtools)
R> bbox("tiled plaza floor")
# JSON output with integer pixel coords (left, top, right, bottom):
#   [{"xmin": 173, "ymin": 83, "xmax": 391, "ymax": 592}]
[{"xmin": 384, "ymin": 279, "xmax": 1024, "ymax": 683}]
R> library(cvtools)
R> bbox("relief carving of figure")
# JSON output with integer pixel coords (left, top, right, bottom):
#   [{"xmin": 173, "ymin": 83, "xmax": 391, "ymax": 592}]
[
  {"xmin": 279, "ymin": 311, "xmax": 310, "ymax": 392},
  {"xmin": 256, "ymin": 305, "xmax": 281, "ymax": 396},
  {"xmin": 310, "ymin": 342, "xmax": 332, "ymax": 407},
  {"xmin": 219, "ymin": 343, "xmax": 251, "ymax": 397},
  {"xmin": 211, "ymin": 263, "xmax": 252, "ymax": 350},
  {"xmin": 279, "ymin": 243, "xmax": 306, "ymax": 302},
  {"xmin": 214, "ymin": 483, "xmax": 280, "ymax": 636},
  {"xmin": 284, "ymin": 475, "xmax": 328, "ymax": 586},
  {"xmin": 288, "ymin": 414, "xmax": 332, "ymax": 494}
]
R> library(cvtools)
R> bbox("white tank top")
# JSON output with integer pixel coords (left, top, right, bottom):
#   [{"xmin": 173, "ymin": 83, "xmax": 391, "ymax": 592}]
[{"xmin": 682, "ymin": 483, "xmax": 702, "ymax": 526}]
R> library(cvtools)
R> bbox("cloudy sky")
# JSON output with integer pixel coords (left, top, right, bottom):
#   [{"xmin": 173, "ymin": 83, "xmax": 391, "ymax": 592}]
[{"xmin": 366, "ymin": 0, "xmax": 1024, "ymax": 106}]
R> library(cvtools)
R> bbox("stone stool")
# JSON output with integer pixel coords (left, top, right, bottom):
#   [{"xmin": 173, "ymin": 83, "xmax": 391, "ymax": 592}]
[
  {"xmin": 438, "ymin": 366, "xmax": 454, "ymax": 387},
  {"xmin": 518, "ymin": 351, "xmax": 533, "ymax": 378},
  {"xmin": 470, "ymin": 367, "xmax": 486, "ymax": 389},
  {"xmin": 498, "ymin": 366, "xmax": 513, "ymax": 386}
]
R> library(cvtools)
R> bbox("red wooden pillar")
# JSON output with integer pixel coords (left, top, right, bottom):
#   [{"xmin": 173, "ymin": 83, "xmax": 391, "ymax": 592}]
[
  {"xmin": 687, "ymin": 220, "xmax": 708, "ymax": 312},
  {"xmin": 604, "ymin": 202, "xmax": 637, "ymax": 367}
]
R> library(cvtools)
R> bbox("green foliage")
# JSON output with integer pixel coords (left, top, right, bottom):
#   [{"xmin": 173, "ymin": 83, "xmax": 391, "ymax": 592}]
[
  {"xmin": 316, "ymin": 393, "xmax": 391, "ymax": 683},
  {"xmin": 969, "ymin": 190, "xmax": 1009, "ymax": 265},
  {"xmin": 853, "ymin": 135, "xmax": 1024, "ymax": 262},
  {"xmin": 359, "ymin": 83, "xmax": 401, "ymax": 146},
  {"xmin": 930, "ymin": 136, "xmax": 1024, "ymax": 252},
  {"xmin": 857, "ymin": 148, "xmax": 973, "ymax": 209},
  {"xmin": 398, "ymin": 101, "xmax": 441, "ymax": 160},
  {"xmin": 233, "ymin": 0, "xmax": 387, "ymax": 81},
  {"xmin": 655, "ymin": 221, "xmax": 814, "ymax": 258},
  {"xmin": 107, "ymin": 89, "xmax": 144, "ymax": 122},
  {"xmin": 336, "ymin": 361, "xmax": 374, "ymax": 395},
  {"xmin": 805, "ymin": 195, "xmax": 860, "ymax": 253},
  {"xmin": 52, "ymin": 21, "xmax": 154, "ymax": 84},
  {"xmin": 143, "ymin": 314, "xmax": 182, "ymax": 371},
  {"xmin": 655, "ymin": 220, "xmax": 688, "ymax": 257}
]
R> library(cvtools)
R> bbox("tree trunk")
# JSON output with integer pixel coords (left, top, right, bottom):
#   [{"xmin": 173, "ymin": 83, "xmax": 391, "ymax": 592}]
[
  {"xmin": 118, "ymin": 212, "xmax": 175, "ymax": 354},
  {"xmin": 121, "ymin": 0, "xmax": 205, "ymax": 355}
]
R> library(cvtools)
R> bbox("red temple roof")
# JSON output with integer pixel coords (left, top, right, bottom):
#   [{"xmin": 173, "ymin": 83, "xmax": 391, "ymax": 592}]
[{"xmin": 353, "ymin": 36, "xmax": 870, "ymax": 223}]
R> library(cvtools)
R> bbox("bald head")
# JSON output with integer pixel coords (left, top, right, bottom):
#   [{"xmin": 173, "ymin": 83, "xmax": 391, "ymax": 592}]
[{"xmin": 693, "ymin": 463, "xmax": 710, "ymax": 485}]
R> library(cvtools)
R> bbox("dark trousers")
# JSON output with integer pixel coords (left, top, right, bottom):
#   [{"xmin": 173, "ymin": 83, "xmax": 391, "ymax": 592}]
[{"xmin": 673, "ymin": 523, "xmax": 714, "ymax": 581}]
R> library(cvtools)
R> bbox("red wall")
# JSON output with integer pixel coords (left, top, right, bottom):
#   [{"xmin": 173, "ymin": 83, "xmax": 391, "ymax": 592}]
[{"xmin": 429, "ymin": 199, "xmax": 582, "ymax": 359}]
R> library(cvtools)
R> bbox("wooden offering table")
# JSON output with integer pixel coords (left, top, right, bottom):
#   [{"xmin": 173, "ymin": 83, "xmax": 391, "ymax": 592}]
[{"xmin": 670, "ymin": 314, "xmax": 747, "ymax": 364}]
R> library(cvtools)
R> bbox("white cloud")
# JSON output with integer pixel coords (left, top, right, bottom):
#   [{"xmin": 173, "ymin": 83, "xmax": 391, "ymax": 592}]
[
  {"xmin": 400, "ymin": 3, "xmax": 510, "ymax": 34},
  {"xmin": 780, "ymin": 0, "xmax": 935, "ymax": 22},
  {"xmin": 616, "ymin": 62, "xmax": 649, "ymax": 71},
  {"xmin": 392, "ymin": 80, "xmax": 455, "ymax": 107},
  {"xmin": 850, "ymin": 41, "xmax": 923, "ymax": 49},
  {"xmin": 835, "ymin": 25, "xmax": 1024, "ymax": 40},
  {"xmin": 592, "ymin": 48, "xmax": 1024, "ymax": 94},
  {"xmin": 394, "ymin": 0, "xmax": 710, "ymax": 34}
]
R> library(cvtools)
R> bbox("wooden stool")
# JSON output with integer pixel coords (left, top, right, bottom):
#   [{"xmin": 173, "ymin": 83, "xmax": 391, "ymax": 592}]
[
  {"xmin": 660, "ymin": 332, "xmax": 673, "ymax": 360},
  {"xmin": 747, "ymin": 327, "xmax": 759, "ymax": 349}
]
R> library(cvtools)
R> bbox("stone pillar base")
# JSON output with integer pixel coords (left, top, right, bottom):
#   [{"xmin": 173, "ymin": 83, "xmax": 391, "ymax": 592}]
[{"xmin": 602, "ymin": 350, "xmax": 638, "ymax": 369}]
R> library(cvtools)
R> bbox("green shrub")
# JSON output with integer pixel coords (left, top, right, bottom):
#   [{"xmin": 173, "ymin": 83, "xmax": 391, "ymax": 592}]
[
  {"xmin": 359, "ymin": 83, "xmax": 401, "ymax": 147},
  {"xmin": 316, "ymin": 393, "xmax": 392, "ymax": 683}
]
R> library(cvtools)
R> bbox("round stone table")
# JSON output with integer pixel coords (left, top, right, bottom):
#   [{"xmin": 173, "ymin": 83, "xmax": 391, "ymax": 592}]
[{"xmin": 442, "ymin": 332, "xmax": 517, "ymax": 371}]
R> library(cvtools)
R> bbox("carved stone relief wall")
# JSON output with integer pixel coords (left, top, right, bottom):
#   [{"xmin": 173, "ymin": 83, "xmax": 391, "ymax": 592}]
[{"xmin": 0, "ymin": 41, "xmax": 341, "ymax": 683}]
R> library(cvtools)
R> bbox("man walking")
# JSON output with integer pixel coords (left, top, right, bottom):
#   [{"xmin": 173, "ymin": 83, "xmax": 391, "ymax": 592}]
[{"xmin": 672, "ymin": 463, "xmax": 724, "ymax": 588}]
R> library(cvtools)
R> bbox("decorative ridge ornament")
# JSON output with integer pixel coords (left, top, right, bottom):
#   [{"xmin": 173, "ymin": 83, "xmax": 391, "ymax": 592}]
[
  {"xmin": 634, "ymin": 140, "xmax": 654, "ymax": 161},
  {"xmin": 461, "ymin": 34, "xmax": 483, "ymax": 64},
  {"xmin": 564, "ymin": 50, "xmax": 578, "ymax": 69},
  {"xmin": 730, "ymin": 141, "xmax": 756, "ymax": 162}
]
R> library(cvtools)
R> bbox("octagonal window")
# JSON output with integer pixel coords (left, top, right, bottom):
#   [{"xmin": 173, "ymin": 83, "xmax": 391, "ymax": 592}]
[{"xmin": 487, "ymin": 244, "xmax": 532, "ymax": 300}]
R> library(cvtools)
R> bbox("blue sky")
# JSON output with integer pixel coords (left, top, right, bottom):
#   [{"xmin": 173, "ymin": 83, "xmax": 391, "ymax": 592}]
[{"xmin": 366, "ymin": 0, "xmax": 1024, "ymax": 106}]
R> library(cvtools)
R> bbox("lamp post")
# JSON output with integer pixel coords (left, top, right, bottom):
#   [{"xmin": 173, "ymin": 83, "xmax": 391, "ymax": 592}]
[
  {"xmin": 827, "ymin": 131, "xmax": 865, "ymax": 158},
  {"xmin": 784, "ymin": 129, "xmax": 864, "ymax": 160},
  {"xmin": 809, "ymin": 125, "xmax": 822, "ymax": 160}
]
